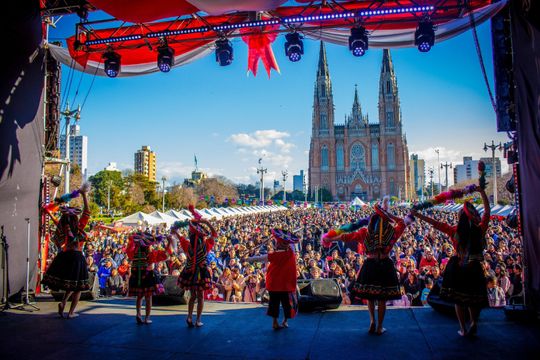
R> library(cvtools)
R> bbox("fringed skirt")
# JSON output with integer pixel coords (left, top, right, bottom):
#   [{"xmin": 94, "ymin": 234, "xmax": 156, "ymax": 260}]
[
  {"xmin": 178, "ymin": 263, "xmax": 211, "ymax": 291},
  {"xmin": 42, "ymin": 250, "xmax": 90, "ymax": 292},
  {"xmin": 352, "ymin": 257, "xmax": 401, "ymax": 301},
  {"xmin": 440, "ymin": 256, "xmax": 488, "ymax": 307},
  {"xmin": 129, "ymin": 268, "xmax": 158, "ymax": 297}
]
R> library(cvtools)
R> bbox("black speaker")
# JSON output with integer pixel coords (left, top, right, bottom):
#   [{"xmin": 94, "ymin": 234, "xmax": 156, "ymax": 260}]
[
  {"xmin": 297, "ymin": 278, "xmax": 342, "ymax": 312},
  {"xmin": 152, "ymin": 275, "xmax": 189, "ymax": 305},
  {"xmin": 426, "ymin": 280, "xmax": 458, "ymax": 317},
  {"xmin": 50, "ymin": 271, "xmax": 99, "ymax": 301}
]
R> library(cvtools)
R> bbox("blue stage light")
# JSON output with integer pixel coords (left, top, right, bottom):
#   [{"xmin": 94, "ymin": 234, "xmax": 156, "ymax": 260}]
[
  {"xmin": 157, "ymin": 45, "xmax": 175, "ymax": 72},
  {"xmin": 415, "ymin": 20, "xmax": 435, "ymax": 52},
  {"xmin": 215, "ymin": 39, "xmax": 233, "ymax": 66},
  {"xmin": 349, "ymin": 26, "xmax": 368, "ymax": 57},
  {"xmin": 285, "ymin": 32, "xmax": 303, "ymax": 62},
  {"xmin": 103, "ymin": 51, "xmax": 121, "ymax": 78}
]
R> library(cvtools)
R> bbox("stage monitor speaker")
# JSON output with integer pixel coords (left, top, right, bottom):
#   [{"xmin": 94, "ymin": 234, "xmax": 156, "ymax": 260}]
[
  {"xmin": 50, "ymin": 272, "xmax": 99, "ymax": 301},
  {"xmin": 153, "ymin": 275, "xmax": 189, "ymax": 305},
  {"xmin": 297, "ymin": 278, "xmax": 342, "ymax": 312}
]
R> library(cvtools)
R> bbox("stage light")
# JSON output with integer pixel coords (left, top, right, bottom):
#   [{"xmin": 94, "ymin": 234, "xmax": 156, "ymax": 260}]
[
  {"xmin": 349, "ymin": 26, "xmax": 368, "ymax": 57},
  {"xmin": 215, "ymin": 39, "xmax": 233, "ymax": 66},
  {"xmin": 157, "ymin": 45, "xmax": 175, "ymax": 72},
  {"xmin": 103, "ymin": 51, "xmax": 121, "ymax": 78},
  {"xmin": 415, "ymin": 20, "xmax": 435, "ymax": 52},
  {"xmin": 285, "ymin": 32, "xmax": 303, "ymax": 62}
]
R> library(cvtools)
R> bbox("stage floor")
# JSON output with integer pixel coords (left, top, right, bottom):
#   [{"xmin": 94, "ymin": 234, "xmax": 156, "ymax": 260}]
[{"xmin": 0, "ymin": 297, "xmax": 539, "ymax": 360}]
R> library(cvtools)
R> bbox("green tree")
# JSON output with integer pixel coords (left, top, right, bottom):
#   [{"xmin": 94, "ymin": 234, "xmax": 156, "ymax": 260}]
[{"xmin": 88, "ymin": 170, "xmax": 124, "ymax": 209}]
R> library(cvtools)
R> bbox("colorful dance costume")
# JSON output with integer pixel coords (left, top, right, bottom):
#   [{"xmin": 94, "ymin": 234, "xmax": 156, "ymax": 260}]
[
  {"xmin": 266, "ymin": 229, "xmax": 298, "ymax": 320},
  {"xmin": 42, "ymin": 207, "xmax": 91, "ymax": 292},
  {"xmin": 126, "ymin": 233, "xmax": 169, "ymax": 297},
  {"xmin": 336, "ymin": 205, "xmax": 406, "ymax": 300},
  {"xmin": 416, "ymin": 202, "xmax": 490, "ymax": 307},
  {"xmin": 178, "ymin": 221, "xmax": 216, "ymax": 291}
]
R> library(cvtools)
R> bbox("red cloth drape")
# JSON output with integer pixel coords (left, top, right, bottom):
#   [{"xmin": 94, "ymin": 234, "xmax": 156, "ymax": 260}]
[{"xmin": 88, "ymin": 0, "xmax": 199, "ymax": 23}]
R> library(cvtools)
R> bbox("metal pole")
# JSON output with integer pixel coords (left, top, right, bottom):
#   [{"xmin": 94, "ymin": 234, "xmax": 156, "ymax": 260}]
[
  {"xmin": 484, "ymin": 140, "xmax": 502, "ymax": 205},
  {"xmin": 64, "ymin": 108, "xmax": 70, "ymax": 194},
  {"xmin": 162, "ymin": 176, "xmax": 166, "ymax": 212},
  {"xmin": 107, "ymin": 180, "xmax": 111, "ymax": 213},
  {"xmin": 431, "ymin": 149, "xmax": 441, "ymax": 196},
  {"xmin": 282, "ymin": 170, "xmax": 288, "ymax": 203}
]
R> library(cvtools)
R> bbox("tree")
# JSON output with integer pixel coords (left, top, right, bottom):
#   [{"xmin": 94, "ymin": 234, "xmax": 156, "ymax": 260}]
[
  {"xmin": 166, "ymin": 185, "xmax": 198, "ymax": 209},
  {"xmin": 88, "ymin": 170, "xmax": 124, "ymax": 209},
  {"xmin": 196, "ymin": 177, "xmax": 238, "ymax": 204}
]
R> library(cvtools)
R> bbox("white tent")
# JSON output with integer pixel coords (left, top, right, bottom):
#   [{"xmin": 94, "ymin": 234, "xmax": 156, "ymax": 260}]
[
  {"xmin": 350, "ymin": 197, "xmax": 367, "ymax": 207},
  {"xmin": 166, "ymin": 210, "xmax": 191, "ymax": 221},
  {"xmin": 116, "ymin": 211, "xmax": 162, "ymax": 227},
  {"xmin": 149, "ymin": 211, "xmax": 179, "ymax": 226}
]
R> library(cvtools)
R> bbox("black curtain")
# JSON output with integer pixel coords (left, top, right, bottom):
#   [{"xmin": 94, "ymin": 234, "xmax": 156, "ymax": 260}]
[
  {"xmin": 511, "ymin": 0, "xmax": 540, "ymax": 310},
  {"xmin": 0, "ymin": 0, "xmax": 44, "ymax": 296}
]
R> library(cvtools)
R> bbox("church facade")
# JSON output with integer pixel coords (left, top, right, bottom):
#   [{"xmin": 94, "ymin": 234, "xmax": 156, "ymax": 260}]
[{"xmin": 308, "ymin": 42, "xmax": 410, "ymax": 201}]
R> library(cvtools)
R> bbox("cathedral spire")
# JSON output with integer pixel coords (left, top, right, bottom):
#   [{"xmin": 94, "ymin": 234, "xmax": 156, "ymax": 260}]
[
  {"xmin": 317, "ymin": 41, "xmax": 329, "ymax": 78},
  {"xmin": 351, "ymin": 84, "xmax": 363, "ymax": 121},
  {"xmin": 381, "ymin": 48, "xmax": 395, "ymax": 75}
]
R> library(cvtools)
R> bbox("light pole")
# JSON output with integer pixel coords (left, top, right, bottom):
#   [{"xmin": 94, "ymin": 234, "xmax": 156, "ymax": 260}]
[
  {"xmin": 281, "ymin": 170, "xmax": 288, "ymax": 203},
  {"xmin": 484, "ymin": 140, "xmax": 502, "ymax": 204},
  {"xmin": 59, "ymin": 103, "xmax": 80, "ymax": 194},
  {"xmin": 419, "ymin": 174, "xmax": 424, "ymax": 201},
  {"xmin": 428, "ymin": 167, "xmax": 435, "ymax": 197},
  {"xmin": 435, "ymin": 148, "xmax": 441, "ymax": 194},
  {"xmin": 303, "ymin": 174, "xmax": 307, "ymax": 203},
  {"xmin": 441, "ymin": 162, "xmax": 452, "ymax": 191},
  {"xmin": 256, "ymin": 159, "xmax": 267, "ymax": 203},
  {"xmin": 107, "ymin": 180, "xmax": 112, "ymax": 214},
  {"xmin": 161, "ymin": 176, "xmax": 167, "ymax": 212}
]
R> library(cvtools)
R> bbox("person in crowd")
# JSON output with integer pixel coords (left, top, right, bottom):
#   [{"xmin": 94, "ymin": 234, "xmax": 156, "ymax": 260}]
[
  {"xmin": 230, "ymin": 267, "xmax": 245, "ymax": 302},
  {"xmin": 403, "ymin": 271, "xmax": 422, "ymax": 306},
  {"xmin": 247, "ymin": 229, "xmax": 298, "ymax": 330},
  {"xmin": 412, "ymin": 183, "xmax": 490, "ymax": 337},
  {"xmin": 125, "ymin": 232, "xmax": 170, "ymax": 324},
  {"xmin": 421, "ymin": 278, "xmax": 433, "ymax": 307},
  {"xmin": 324, "ymin": 203, "xmax": 413, "ymax": 335},
  {"xmin": 487, "ymin": 275, "xmax": 506, "ymax": 307},
  {"xmin": 117, "ymin": 258, "xmax": 130, "ymax": 281},
  {"xmin": 42, "ymin": 185, "xmax": 91, "ymax": 319},
  {"xmin": 97, "ymin": 259, "xmax": 114, "ymax": 296},
  {"xmin": 107, "ymin": 268, "xmax": 125, "ymax": 296},
  {"xmin": 242, "ymin": 265, "xmax": 260, "ymax": 302},
  {"xmin": 175, "ymin": 207, "xmax": 217, "ymax": 328}
]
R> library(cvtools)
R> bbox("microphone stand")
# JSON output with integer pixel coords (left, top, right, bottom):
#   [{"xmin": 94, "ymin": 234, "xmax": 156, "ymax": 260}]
[{"xmin": 13, "ymin": 219, "xmax": 39, "ymax": 312}]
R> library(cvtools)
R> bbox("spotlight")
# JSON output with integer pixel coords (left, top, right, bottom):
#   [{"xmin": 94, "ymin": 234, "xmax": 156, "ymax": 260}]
[
  {"xmin": 103, "ymin": 51, "xmax": 121, "ymax": 78},
  {"xmin": 415, "ymin": 20, "xmax": 435, "ymax": 52},
  {"xmin": 51, "ymin": 176, "xmax": 62, "ymax": 188},
  {"xmin": 349, "ymin": 26, "xmax": 369, "ymax": 57},
  {"xmin": 215, "ymin": 39, "xmax": 233, "ymax": 66},
  {"xmin": 157, "ymin": 45, "xmax": 175, "ymax": 72},
  {"xmin": 285, "ymin": 32, "xmax": 304, "ymax": 62}
]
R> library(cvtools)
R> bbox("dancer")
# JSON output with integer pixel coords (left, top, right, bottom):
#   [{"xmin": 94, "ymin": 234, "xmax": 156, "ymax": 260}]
[
  {"xmin": 412, "ymin": 181, "xmax": 490, "ymax": 337},
  {"xmin": 324, "ymin": 203, "xmax": 413, "ymax": 335},
  {"xmin": 174, "ymin": 206, "xmax": 216, "ymax": 328},
  {"xmin": 125, "ymin": 232, "xmax": 170, "ymax": 324},
  {"xmin": 247, "ymin": 229, "xmax": 298, "ymax": 330},
  {"xmin": 42, "ymin": 184, "xmax": 91, "ymax": 319}
]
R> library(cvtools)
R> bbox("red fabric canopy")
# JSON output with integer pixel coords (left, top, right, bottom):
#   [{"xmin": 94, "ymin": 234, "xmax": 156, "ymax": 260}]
[{"xmin": 88, "ymin": 0, "xmax": 199, "ymax": 23}]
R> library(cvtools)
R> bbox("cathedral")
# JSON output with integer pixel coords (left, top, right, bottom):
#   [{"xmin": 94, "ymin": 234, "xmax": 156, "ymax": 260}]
[{"xmin": 309, "ymin": 42, "xmax": 410, "ymax": 201}]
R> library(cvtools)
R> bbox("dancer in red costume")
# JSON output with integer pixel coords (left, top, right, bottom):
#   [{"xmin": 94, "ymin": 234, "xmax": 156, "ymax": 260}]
[
  {"xmin": 324, "ymin": 202, "xmax": 414, "ymax": 335},
  {"xmin": 247, "ymin": 229, "xmax": 298, "ymax": 330},
  {"xmin": 173, "ymin": 206, "xmax": 217, "ymax": 328},
  {"xmin": 125, "ymin": 232, "xmax": 171, "ymax": 324},
  {"xmin": 42, "ymin": 184, "xmax": 91, "ymax": 319}
]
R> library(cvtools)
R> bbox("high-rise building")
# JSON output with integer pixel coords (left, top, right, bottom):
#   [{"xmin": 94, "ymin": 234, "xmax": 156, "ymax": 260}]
[
  {"xmin": 479, "ymin": 157, "xmax": 502, "ymax": 178},
  {"xmin": 309, "ymin": 43, "xmax": 410, "ymax": 201},
  {"xmin": 409, "ymin": 154, "xmax": 425, "ymax": 200},
  {"xmin": 134, "ymin": 146, "xmax": 156, "ymax": 182},
  {"xmin": 293, "ymin": 170, "xmax": 304, "ymax": 192},
  {"xmin": 453, "ymin": 156, "xmax": 479, "ymax": 185},
  {"xmin": 59, "ymin": 123, "xmax": 88, "ymax": 180}
]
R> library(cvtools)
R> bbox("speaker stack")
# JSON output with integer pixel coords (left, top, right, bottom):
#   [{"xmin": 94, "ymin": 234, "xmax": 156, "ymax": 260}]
[{"xmin": 297, "ymin": 278, "xmax": 342, "ymax": 312}]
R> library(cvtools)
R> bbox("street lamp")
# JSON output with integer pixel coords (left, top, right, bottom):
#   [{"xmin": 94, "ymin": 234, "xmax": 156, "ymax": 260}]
[
  {"xmin": 256, "ymin": 159, "xmax": 267, "ymax": 203},
  {"xmin": 281, "ymin": 170, "xmax": 288, "ymax": 203},
  {"xmin": 303, "ymin": 173, "xmax": 307, "ymax": 203},
  {"xmin": 441, "ymin": 162, "xmax": 452, "ymax": 191},
  {"xmin": 483, "ymin": 140, "xmax": 502, "ymax": 204},
  {"xmin": 59, "ymin": 103, "xmax": 81, "ymax": 194},
  {"xmin": 161, "ymin": 176, "xmax": 167, "ymax": 212},
  {"xmin": 435, "ymin": 148, "xmax": 441, "ymax": 194}
]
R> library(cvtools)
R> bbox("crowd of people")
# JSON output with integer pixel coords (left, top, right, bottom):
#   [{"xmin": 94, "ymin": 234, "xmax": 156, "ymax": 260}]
[{"xmin": 45, "ymin": 205, "xmax": 523, "ymax": 309}]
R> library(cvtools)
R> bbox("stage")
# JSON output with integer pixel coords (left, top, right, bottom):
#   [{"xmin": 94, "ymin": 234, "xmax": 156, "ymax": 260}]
[{"xmin": 0, "ymin": 298, "xmax": 539, "ymax": 359}]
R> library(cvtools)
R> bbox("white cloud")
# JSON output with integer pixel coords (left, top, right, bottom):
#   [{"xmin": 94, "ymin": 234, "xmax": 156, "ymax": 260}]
[{"xmin": 228, "ymin": 129, "xmax": 290, "ymax": 149}]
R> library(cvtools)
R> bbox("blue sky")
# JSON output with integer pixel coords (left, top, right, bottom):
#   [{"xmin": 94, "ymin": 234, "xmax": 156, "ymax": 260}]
[{"xmin": 50, "ymin": 12, "xmax": 509, "ymax": 188}]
